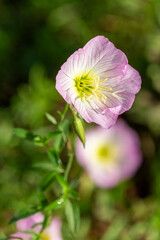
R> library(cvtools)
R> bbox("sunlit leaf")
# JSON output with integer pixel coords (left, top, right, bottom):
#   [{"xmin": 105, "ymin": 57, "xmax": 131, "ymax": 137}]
[
  {"xmin": 33, "ymin": 162, "xmax": 62, "ymax": 172},
  {"xmin": 73, "ymin": 114, "xmax": 85, "ymax": 147},
  {"xmin": 56, "ymin": 175, "xmax": 69, "ymax": 192},
  {"xmin": 13, "ymin": 128, "xmax": 35, "ymax": 140},
  {"xmin": 44, "ymin": 131, "xmax": 61, "ymax": 143},
  {"xmin": 65, "ymin": 199, "xmax": 80, "ymax": 234},
  {"xmin": 45, "ymin": 112, "xmax": 57, "ymax": 125},
  {"xmin": 44, "ymin": 195, "xmax": 66, "ymax": 211},
  {"xmin": 13, "ymin": 128, "xmax": 45, "ymax": 146}
]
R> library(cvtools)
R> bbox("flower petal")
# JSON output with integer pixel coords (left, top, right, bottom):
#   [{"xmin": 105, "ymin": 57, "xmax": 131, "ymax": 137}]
[
  {"xmin": 106, "ymin": 65, "xmax": 142, "ymax": 114},
  {"xmin": 72, "ymin": 96, "xmax": 118, "ymax": 128},
  {"xmin": 75, "ymin": 120, "xmax": 142, "ymax": 189},
  {"xmin": 83, "ymin": 36, "xmax": 128, "ymax": 77},
  {"xmin": 56, "ymin": 70, "xmax": 74, "ymax": 104},
  {"xmin": 61, "ymin": 49, "xmax": 88, "ymax": 79}
]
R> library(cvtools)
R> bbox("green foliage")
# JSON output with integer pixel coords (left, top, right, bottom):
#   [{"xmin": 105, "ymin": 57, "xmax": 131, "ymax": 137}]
[
  {"xmin": 1, "ymin": 0, "xmax": 160, "ymax": 239},
  {"xmin": 45, "ymin": 112, "xmax": 57, "ymax": 125},
  {"xmin": 73, "ymin": 112, "xmax": 86, "ymax": 147},
  {"xmin": 9, "ymin": 206, "xmax": 42, "ymax": 224},
  {"xmin": 65, "ymin": 199, "xmax": 80, "ymax": 234}
]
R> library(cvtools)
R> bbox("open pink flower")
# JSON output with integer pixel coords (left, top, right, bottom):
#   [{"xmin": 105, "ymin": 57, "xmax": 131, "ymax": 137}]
[
  {"xmin": 75, "ymin": 119, "xmax": 142, "ymax": 188},
  {"xmin": 56, "ymin": 36, "xmax": 141, "ymax": 128},
  {"xmin": 11, "ymin": 213, "xmax": 62, "ymax": 240}
]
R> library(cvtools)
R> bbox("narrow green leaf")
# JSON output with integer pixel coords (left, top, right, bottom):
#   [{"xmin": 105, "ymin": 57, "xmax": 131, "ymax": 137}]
[
  {"xmin": 44, "ymin": 131, "xmax": 61, "ymax": 143},
  {"xmin": 56, "ymin": 175, "xmax": 69, "ymax": 192},
  {"xmin": 33, "ymin": 136, "xmax": 45, "ymax": 146},
  {"xmin": 33, "ymin": 162, "xmax": 62, "ymax": 172},
  {"xmin": 40, "ymin": 172, "xmax": 57, "ymax": 191},
  {"xmin": 41, "ymin": 213, "xmax": 51, "ymax": 231},
  {"xmin": 54, "ymin": 119, "xmax": 70, "ymax": 152},
  {"xmin": 9, "ymin": 206, "xmax": 42, "ymax": 224},
  {"xmin": 8, "ymin": 237, "xmax": 25, "ymax": 240},
  {"xmin": 13, "ymin": 128, "xmax": 35, "ymax": 140},
  {"xmin": 47, "ymin": 149, "xmax": 58, "ymax": 165},
  {"xmin": 31, "ymin": 222, "xmax": 43, "ymax": 229},
  {"xmin": 47, "ymin": 150, "xmax": 63, "ymax": 170},
  {"xmin": 45, "ymin": 112, "xmax": 57, "ymax": 125},
  {"xmin": 65, "ymin": 199, "xmax": 80, "ymax": 234},
  {"xmin": 20, "ymin": 231, "xmax": 39, "ymax": 237},
  {"xmin": 68, "ymin": 190, "xmax": 80, "ymax": 200},
  {"xmin": 37, "ymin": 190, "xmax": 48, "ymax": 205},
  {"xmin": 44, "ymin": 195, "xmax": 65, "ymax": 211},
  {"xmin": 73, "ymin": 115, "xmax": 85, "ymax": 147},
  {"xmin": 13, "ymin": 128, "xmax": 45, "ymax": 146},
  {"xmin": 53, "ymin": 134, "xmax": 64, "ymax": 153},
  {"xmin": 33, "ymin": 162, "xmax": 55, "ymax": 171},
  {"xmin": 64, "ymin": 153, "xmax": 73, "ymax": 181}
]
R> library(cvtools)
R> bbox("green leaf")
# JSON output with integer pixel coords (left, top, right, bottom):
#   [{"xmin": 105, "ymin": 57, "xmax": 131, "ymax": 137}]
[
  {"xmin": 44, "ymin": 195, "xmax": 66, "ymax": 211},
  {"xmin": 37, "ymin": 190, "xmax": 48, "ymax": 205},
  {"xmin": 33, "ymin": 162, "xmax": 62, "ymax": 172},
  {"xmin": 13, "ymin": 128, "xmax": 35, "ymax": 140},
  {"xmin": 8, "ymin": 237, "xmax": 25, "ymax": 240},
  {"xmin": 45, "ymin": 112, "xmax": 57, "ymax": 125},
  {"xmin": 33, "ymin": 136, "xmax": 45, "ymax": 146},
  {"xmin": 64, "ymin": 153, "xmax": 73, "ymax": 181},
  {"xmin": 47, "ymin": 149, "xmax": 59, "ymax": 165},
  {"xmin": 20, "ymin": 231, "xmax": 39, "ymax": 237},
  {"xmin": 44, "ymin": 131, "xmax": 61, "ymax": 143},
  {"xmin": 40, "ymin": 172, "xmax": 57, "ymax": 191},
  {"xmin": 65, "ymin": 199, "xmax": 80, "ymax": 234},
  {"xmin": 41, "ymin": 213, "xmax": 51, "ymax": 231},
  {"xmin": 13, "ymin": 128, "xmax": 45, "ymax": 146},
  {"xmin": 54, "ymin": 119, "xmax": 70, "ymax": 152},
  {"xmin": 68, "ymin": 189, "xmax": 80, "ymax": 200},
  {"xmin": 73, "ymin": 115, "xmax": 85, "ymax": 147},
  {"xmin": 100, "ymin": 217, "xmax": 127, "ymax": 240},
  {"xmin": 56, "ymin": 175, "xmax": 69, "ymax": 192},
  {"xmin": 9, "ymin": 206, "xmax": 42, "ymax": 224}
]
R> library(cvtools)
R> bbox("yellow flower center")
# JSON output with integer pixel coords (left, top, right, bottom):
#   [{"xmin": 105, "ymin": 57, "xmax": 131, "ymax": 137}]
[
  {"xmin": 97, "ymin": 145, "xmax": 111, "ymax": 163},
  {"xmin": 74, "ymin": 73, "xmax": 112, "ymax": 103},
  {"xmin": 41, "ymin": 232, "xmax": 50, "ymax": 240},
  {"xmin": 95, "ymin": 143, "xmax": 119, "ymax": 165},
  {"xmin": 74, "ymin": 74, "xmax": 96, "ymax": 100}
]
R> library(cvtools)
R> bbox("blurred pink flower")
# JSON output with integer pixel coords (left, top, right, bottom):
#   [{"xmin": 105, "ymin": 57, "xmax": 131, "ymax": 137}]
[
  {"xmin": 75, "ymin": 120, "xmax": 142, "ymax": 188},
  {"xmin": 56, "ymin": 36, "xmax": 141, "ymax": 128},
  {"xmin": 11, "ymin": 213, "xmax": 62, "ymax": 240}
]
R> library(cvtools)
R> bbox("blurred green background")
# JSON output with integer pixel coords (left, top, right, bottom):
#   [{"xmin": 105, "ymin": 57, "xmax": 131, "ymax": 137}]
[{"xmin": 1, "ymin": 0, "xmax": 160, "ymax": 239}]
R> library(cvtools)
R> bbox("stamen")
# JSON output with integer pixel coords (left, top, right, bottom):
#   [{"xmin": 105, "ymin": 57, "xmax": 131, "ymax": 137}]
[
  {"xmin": 99, "ymin": 77, "xmax": 108, "ymax": 83},
  {"xmin": 74, "ymin": 73, "xmax": 115, "ymax": 105}
]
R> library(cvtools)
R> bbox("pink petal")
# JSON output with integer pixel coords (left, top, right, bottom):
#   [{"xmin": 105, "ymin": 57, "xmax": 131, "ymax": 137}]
[
  {"xmin": 61, "ymin": 49, "xmax": 88, "ymax": 79},
  {"xmin": 72, "ymin": 96, "xmax": 118, "ymax": 128},
  {"xmin": 56, "ymin": 36, "xmax": 141, "ymax": 128},
  {"xmin": 44, "ymin": 217, "xmax": 62, "ymax": 240},
  {"xmin": 17, "ymin": 213, "xmax": 44, "ymax": 232},
  {"xmin": 83, "ymin": 36, "xmax": 127, "ymax": 78},
  {"xmin": 10, "ymin": 232, "xmax": 30, "ymax": 240},
  {"xmin": 56, "ymin": 70, "xmax": 73, "ymax": 104},
  {"xmin": 107, "ymin": 65, "xmax": 142, "ymax": 114},
  {"xmin": 75, "ymin": 119, "xmax": 142, "ymax": 188}
]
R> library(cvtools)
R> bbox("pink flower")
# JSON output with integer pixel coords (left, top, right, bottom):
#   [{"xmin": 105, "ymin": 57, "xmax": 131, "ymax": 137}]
[
  {"xmin": 56, "ymin": 36, "xmax": 141, "ymax": 128},
  {"xmin": 75, "ymin": 120, "xmax": 142, "ymax": 188},
  {"xmin": 10, "ymin": 213, "xmax": 62, "ymax": 240}
]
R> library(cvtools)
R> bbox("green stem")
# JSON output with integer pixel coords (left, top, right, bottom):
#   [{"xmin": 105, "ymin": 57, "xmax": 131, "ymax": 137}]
[
  {"xmin": 61, "ymin": 103, "xmax": 68, "ymax": 121},
  {"xmin": 64, "ymin": 153, "xmax": 73, "ymax": 181}
]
